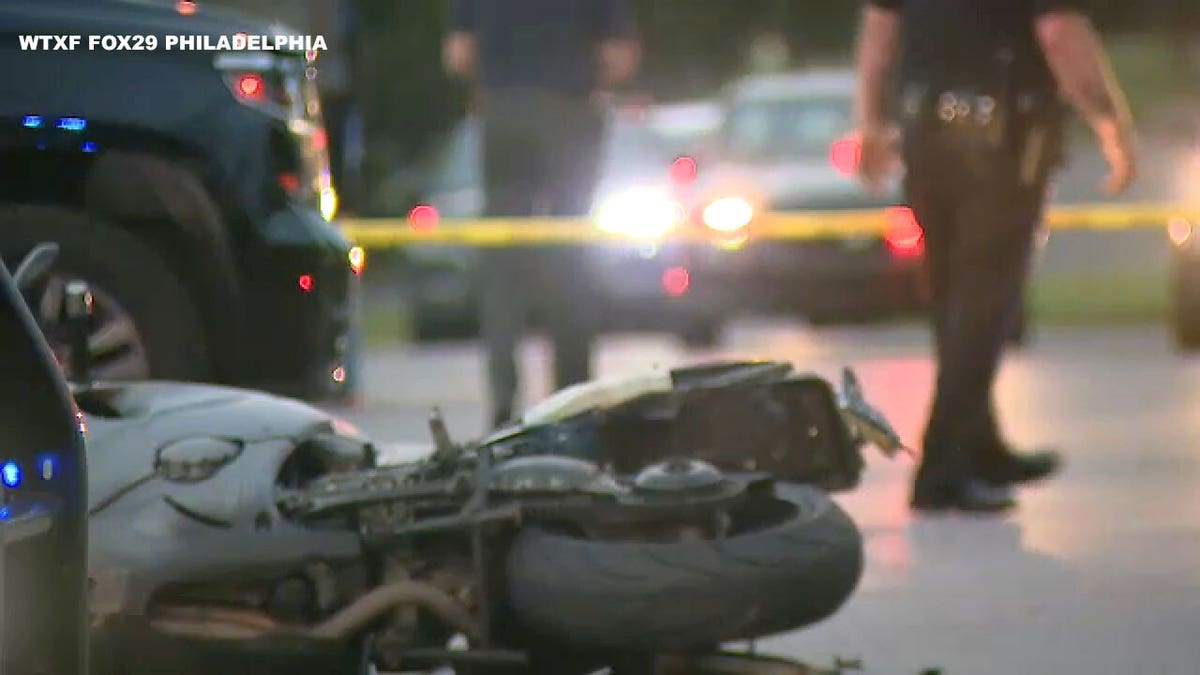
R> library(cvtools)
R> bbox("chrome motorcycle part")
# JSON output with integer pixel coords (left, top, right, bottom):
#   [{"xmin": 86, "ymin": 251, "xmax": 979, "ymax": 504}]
[
  {"xmin": 633, "ymin": 458, "xmax": 725, "ymax": 493},
  {"xmin": 491, "ymin": 455, "xmax": 604, "ymax": 493}
]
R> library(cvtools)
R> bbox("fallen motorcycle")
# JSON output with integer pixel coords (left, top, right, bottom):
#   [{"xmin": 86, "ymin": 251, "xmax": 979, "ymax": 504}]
[{"xmin": 11, "ymin": 244, "xmax": 907, "ymax": 675}]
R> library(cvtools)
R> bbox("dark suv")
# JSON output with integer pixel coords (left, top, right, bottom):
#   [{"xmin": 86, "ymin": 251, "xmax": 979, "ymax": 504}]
[{"xmin": 0, "ymin": 0, "xmax": 359, "ymax": 400}]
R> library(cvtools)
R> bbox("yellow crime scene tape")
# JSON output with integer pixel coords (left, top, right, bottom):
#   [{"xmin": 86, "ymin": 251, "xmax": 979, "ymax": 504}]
[{"xmin": 340, "ymin": 202, "xmax": 1199, "ymax": 248}]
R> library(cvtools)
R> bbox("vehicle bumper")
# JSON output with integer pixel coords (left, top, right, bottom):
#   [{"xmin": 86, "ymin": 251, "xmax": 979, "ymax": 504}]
[
  {"xmin": 406, "ymin": 242, "xmax": 721, "ymax": 336},
  {"xmin": 692, "ymin": 238, "xmax": 930, "ymax": 319},
  {"xmin": 239, "ymin": 203, "xmax": 359, "ymax": 400},
  {"xmin": 584, "ymin": 241, "xmax": 721, "ymax": 330}
]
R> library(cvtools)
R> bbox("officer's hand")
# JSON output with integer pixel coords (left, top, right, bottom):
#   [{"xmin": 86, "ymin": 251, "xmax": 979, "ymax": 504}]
[
  {"xmin": 855, "ymin": 125, "xmax": 900, "ymax": 194},
  {"xmin": 1095, "ymin": 118, "xmax": 1137, "ymax": 195}
]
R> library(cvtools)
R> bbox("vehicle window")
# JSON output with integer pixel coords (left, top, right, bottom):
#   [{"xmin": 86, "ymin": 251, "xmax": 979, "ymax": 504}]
[
  {"xmin": 603, "ymin": 118, "xmax": 674, "ymax": 176},
  {"xmin": 648, "ymin": 106, "xmax": 722, "ymax": 148},
  {"xmin": 723, "ymin": 96, "xmax": 853, "ymax": 162}
]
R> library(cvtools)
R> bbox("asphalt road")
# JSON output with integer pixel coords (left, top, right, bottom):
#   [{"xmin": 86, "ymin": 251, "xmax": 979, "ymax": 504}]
[{"xmin": 332, "ymin": 320, "xmax": 1200, "ymax": 675}]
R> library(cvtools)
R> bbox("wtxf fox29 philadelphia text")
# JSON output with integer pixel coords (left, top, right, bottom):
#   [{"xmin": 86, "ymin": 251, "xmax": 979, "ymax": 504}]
[{"xmin": 17, "ymin": 34, "xmax": 329, "ymax": 52}]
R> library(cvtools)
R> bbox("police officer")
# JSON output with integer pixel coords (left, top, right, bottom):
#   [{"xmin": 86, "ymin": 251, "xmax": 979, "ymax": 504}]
[
  {"xmin": 853, "ymin": 0, "xmax": 1136, "ymax": 511},
  {"xmin": 444, "ymin": 0, "xmax": 640, "ymax": 428}
]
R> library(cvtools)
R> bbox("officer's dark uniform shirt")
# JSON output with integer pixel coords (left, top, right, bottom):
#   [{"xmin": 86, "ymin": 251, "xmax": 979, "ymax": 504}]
[
  {"xmin": 866, "ymin": 0, "xmax": 1088, "ymax": 96},
  {"xmin": 451, "ymin": 0, "xmax": 636, "ymax": 97}
]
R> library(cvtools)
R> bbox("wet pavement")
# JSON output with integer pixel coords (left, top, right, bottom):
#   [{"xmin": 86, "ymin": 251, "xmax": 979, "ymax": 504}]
[{"xmin": 333, "ymin": 320, "xmax": 1200, "ymax": 675}]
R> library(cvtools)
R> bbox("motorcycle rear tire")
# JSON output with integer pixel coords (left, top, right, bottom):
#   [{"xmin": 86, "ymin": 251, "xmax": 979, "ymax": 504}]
[{"xmin": 505, "ymin": 484, "xmax": 862, "ymax": 651}]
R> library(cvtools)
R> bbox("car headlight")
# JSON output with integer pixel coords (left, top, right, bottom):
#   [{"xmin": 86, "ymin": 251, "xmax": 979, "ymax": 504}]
[
  {"xmin": 702, "ymin": 197, "xmax": 754, "ymax": 232},
  {"xmin": 1168, "ymin": 217, "xmax": 1194, "ymax": 248},
  {"xmin": 594, "ymin": 187, "xmax": 684, "ymax": 240},
  {"xmin": 320, "ymin": 186, "xmax": 339, "ymax": 222}
]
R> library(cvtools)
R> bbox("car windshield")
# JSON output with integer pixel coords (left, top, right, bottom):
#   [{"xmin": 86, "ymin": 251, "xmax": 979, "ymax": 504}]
[
  {"xmin": 602, "ymin": 116, "xmax": 678, "ymax": 179},
  {"xmin": 722, "ymin": 95, "xmax": 853, "ymax": 163}
]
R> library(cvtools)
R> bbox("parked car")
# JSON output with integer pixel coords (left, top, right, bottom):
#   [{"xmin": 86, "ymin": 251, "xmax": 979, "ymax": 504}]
[
  {"xmin": 0, "ymin": 0, "xmax": 360, "ymax": 400},
  {"xmin": 400, "ymin": 101, "xmax": 725, "ymax": 345},
  {"xmin": 689, "ymin": 68, "xmax": 929, "ymax": 324}
]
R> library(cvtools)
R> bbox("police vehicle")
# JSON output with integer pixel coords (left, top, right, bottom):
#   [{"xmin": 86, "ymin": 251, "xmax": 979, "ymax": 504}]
[{"xmin": 0, "ymin": 0, "xmax": 360, "ymax": 400}]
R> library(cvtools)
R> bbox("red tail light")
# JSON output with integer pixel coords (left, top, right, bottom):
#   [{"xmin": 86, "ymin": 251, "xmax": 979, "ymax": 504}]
[
  {"xmin": 408, "ymin": 204, "xmax": 440, "ymax": 233},
  {"xmin": 278, "ymin": 173, "xmax": 301, "ymax": 194},
  {"xmin": 829, "ymin": 137, "xmax": 862, "ymax": 177},
  {"xmin": 235, "ymin": 74, "xmax": 266, "ymax": 101},
  {"xmin": 884, "ymin": 206, "xmax": 924, "ymax": 257},
  {"xmin": 298, "ymin": 274, "xmax": 315, "ymax": 293},
  {"xmin": 662, "ymin": 266, "xmax": 691, "ymax": 297},
  {"xmin": 669, "ymin": 156, "xmax": 698, "ymax": 185}
]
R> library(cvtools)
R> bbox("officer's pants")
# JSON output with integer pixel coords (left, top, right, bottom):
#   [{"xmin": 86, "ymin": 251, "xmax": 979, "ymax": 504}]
[
  {"xmin": 903, "ymin": 126, "xmax": 1049, "ymax": 479},
  {"xmin": 479, "ymin": 88, "xmax": 604, "ymax": 425}
]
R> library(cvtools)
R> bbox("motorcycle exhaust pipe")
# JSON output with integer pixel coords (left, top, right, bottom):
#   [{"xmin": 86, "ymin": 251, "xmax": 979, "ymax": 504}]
[
  {"xmin": 149, "ymin": 581, "xmax": 480, "ymax": 643},
  {"xmin": 148, "ymin": 606, "xmax": 282, "ymax": 640},
  {"xmin": 309, "ymin": 580, "xmax": 480, "ymax": 641}
]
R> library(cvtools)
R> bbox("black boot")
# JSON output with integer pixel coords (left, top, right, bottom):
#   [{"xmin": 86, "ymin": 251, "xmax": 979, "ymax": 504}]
[
  {"xmin": 978, "ymin": 445, "xmax": 1062, "ymax": 487},
  {"xmin": 911, "ymin": 476, "xmax": 1017, "ymax": 513},
  {"xmin": 911, "ymin": 445, "xmax": 1016, "ymax": 513}
]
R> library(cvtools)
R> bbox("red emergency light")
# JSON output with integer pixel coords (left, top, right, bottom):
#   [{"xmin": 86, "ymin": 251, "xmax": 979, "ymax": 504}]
[
  {"xmin": 829, "ymin": 137, "xmax": 862, "ymax": 177},
  {"xmin": 662, "ymin": 266, "xmax": 691, "ymax": 297},
  {"xmin": 669, "ymin": 156, "xmax": 699, "ymax": 185},
  {"xmin": 408, "ymin": 204, "xmax": 440, "ymax": 233},
  {"xmin": 884, "ymin": 206, "xmax": 925, "ymax": 257}
]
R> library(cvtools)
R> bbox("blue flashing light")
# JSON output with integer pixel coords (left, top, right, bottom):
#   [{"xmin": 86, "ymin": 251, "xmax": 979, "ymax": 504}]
[
  {"xmin": 0, "ymin": 507, "xmax": 9, "ymax": 521},
  {"xmin": 1, "ymin": 461, "xmax": 20, "ymax": 488},
  {"xmin": 22, "ymin": 115, "xmax": 43, "ymax": 129},
  {"xmin": 37, "ymin": 453, "xmax": 57, "ymax": 481},
  {"xmin": 56, "ymin": 117, "xmax": 87, "ymax": 132},
  {"xmin": 81, "ymin": 141, "xmax": 98, "ymax": 154}
]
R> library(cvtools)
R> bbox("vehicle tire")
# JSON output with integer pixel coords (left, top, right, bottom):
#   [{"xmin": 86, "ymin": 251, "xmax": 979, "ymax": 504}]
[
  {"xmin": 1174, "ymin": 311, "xmax": 1200, "ymax": 351},
  {"xmin": 0, "ymin": 205, "xmax": 210, "ymax": 380},
  {"xmin": 1171, "ymin": 259, "xmax": 1200, "ymax": 351},
  {"xmin": 411, "ymin": 302, "xmax": 481, "ymax": 342},
  {"xmin": 506, "ymin": 485, "xmax": 862, "ymax": 652},
  {"xmin": 678, "ymin": 318, "xmax": 720, "ymax": 349}
]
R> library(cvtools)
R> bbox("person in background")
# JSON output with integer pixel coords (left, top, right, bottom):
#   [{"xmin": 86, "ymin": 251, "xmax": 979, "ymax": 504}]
[
  {"xmin": 310, "ymin": 0, "xmax": 363, "ymax": 211},
  {"xmin": 444, "ymin": 0, "xmax": 640, "ymax": 428},
  {"xmin": 853, "ymin": 0, "xmax": 1136, "ymax": 512}
]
